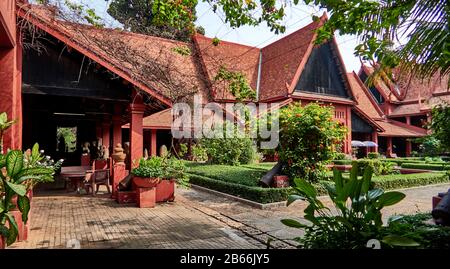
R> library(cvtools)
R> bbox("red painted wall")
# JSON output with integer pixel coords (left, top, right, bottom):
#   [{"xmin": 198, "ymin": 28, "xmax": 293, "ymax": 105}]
[
  {"xmin": 0, "ymin": 0, "xmax": 15, "ymax": 48},
  {"xmin": 0, "ymin": 1, "xmax": 22, "ymax": 152}
]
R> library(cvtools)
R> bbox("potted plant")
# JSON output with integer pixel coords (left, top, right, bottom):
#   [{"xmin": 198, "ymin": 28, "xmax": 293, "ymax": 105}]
[
  {"xmin": 131, "ymin": 156, "xmax": 189, "ymax": 202},
  {"xmin": 131, "ymin": 157, "xmax": 164, "ymax": 188},
  {"xmin": 0, "ymin": 112, "xmax": 56, "ymax": 248}
]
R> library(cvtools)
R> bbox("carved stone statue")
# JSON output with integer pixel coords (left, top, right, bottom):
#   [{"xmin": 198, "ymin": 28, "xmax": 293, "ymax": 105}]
[
  {"xmin": 82, "ymin": 142, "xmax": 90, "ymax": 155},
  {"xmin": 111, "ymin": 143, "xmax": 126, "ymax": 163}
]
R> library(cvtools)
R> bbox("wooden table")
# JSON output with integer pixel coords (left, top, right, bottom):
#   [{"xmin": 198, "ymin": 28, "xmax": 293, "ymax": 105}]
[{"xmin": 61, "ymin": 166, "xmax": 91, "ymax": 194}]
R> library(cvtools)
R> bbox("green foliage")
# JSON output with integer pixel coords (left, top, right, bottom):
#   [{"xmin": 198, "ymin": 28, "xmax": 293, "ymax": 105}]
[
  {"xmin": 211, "ymin": 37, "xmax": 221, "ymax": 46},
  {"xmin": 214, "ymin": 66, "xmax": 256, "ymax": 101},
  {"xmin": 63, "ymin": 0, "xmax": 104, "ymax": 28},
  {"xmin": 371, "ymin": 172, "xmax": 449, "ymax": 190},
  {"xmin": 414, "ymin": 135, "xmax": 443, "ymax": 156},
  {"xmin": 1, "ymin": 145, "xmax": 54, "ymax": 246},
  {"xmin": 195, "ymin": 25, "xmax": 205, "ymax": 35},
  {"xmin": 186, "ymin": 162, "xmax": 268, "ymax": 186},
  {"xmin": 56, "ymin": 127, "xmax": 77, "ymax": 153},
  {"xmin": 172, "ymin": 46, "xmax": 192, "ymax": 56},
  {"xmin": 430, "ymin": 103, "xmax": 450, "ymax": 152},
  {"xmin": 355, "ymin": 159, "xmax": 396, "ymax": 176},
  {"xmin": 188, "ymin": 174, "xmax": 293, "ymax": 204},
  {"xmin": 131, "ymin": 156, "xmax": 189, "ymax": 187},
  {"xmin": 0, "ymin": 112, "xmax": 17, "ymax": 153},
  {"xmin": 283, "ymin": 163, "xmax": 415, "ymax": 249},
  {"xmin": 278, "ymin": 102, "xmax": 347, "ymax": 182},
  {"xmin": 200, "ymin": 123, "xmax": 257, "ymax": 166},
  {"xmin": 401, "ymin": 163, "xmax": 449, "ymax": 171},
  {"xmin": 191, "ymin": 144, "xmax": 208, "ymax": 162},
  {"xmin": 367, "ymin": 152, "xmax": 380, "ymax": 159},
  {"xmin": 108, "ymin": 0, "xmax": 197, "ymax": 41},
  {"xmin": 383, "ymin": 213, "xmax": 450, "ymax": 249}
]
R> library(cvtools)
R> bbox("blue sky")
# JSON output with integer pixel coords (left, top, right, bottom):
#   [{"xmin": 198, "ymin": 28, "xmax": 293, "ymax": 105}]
[{"xmin": 45, "ymin": 0, "xmax": 362, "ymax": 72}]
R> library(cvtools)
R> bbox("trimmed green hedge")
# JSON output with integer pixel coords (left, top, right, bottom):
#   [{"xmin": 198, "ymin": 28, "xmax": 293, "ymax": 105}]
[
  {"xmin": 401, "ymin": 163, "xmax": 450, "ymax": 171},
  {"xmin": 332, "ymin": 160, "xmax": 352, "ymax": 165},
  {"xmin": 372, "ymin": 172, "xmax": 449, "ymax": 189},
  {"xmin": 188, "ymin": 174, "xmax": 293, "ymax": 203},
  {"xmin": 186, "ymin": 163, "xmax": 269, "ymax": 187},
  {"xmin": 382, "ymin": 159, "xmax": 448, "ymax": 166}
]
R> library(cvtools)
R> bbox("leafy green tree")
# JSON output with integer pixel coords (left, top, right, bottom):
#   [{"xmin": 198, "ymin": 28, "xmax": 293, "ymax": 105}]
[
  {"xmin": 107, "ymin": 0, "xmax": 198, "ymax": 41},
  {"xmin": 278, "ymin": 102, "xmax": 347, "ymax": 182},
  {"xmin": 430, "ymin": 103, "xmax": 450, "ymax": 152}
]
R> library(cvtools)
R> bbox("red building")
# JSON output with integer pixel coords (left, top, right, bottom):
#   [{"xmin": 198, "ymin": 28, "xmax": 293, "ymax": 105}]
[{"xmin": 2, "ymin": 2, "xmax": 448, "ymax": 163}]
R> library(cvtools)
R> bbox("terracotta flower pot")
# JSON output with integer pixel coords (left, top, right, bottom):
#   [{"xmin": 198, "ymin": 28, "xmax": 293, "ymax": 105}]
[
  {"xmin": 133, "ymin": 176, "xmax": 161, "ymax": 188},
  {"xmin": 156, "ymin": 179, "xmax": 175, "ymax": 202}
]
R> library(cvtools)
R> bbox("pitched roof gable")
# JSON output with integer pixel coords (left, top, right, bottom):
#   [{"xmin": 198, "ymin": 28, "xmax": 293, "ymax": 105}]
[
  {"xmin": 258, "ymin": 17, "xmax": 322, "ymax": 102},
  {"xmin": 347, "ymin": 72, "xmax": 384, "ymax": 119},
  {"xmin": 19, "ymin": 4, "xmax": 210, "ymax": 106},
  {"xmin": 192, "ymin": 34, "xmax": 260, "ymax": 101}
]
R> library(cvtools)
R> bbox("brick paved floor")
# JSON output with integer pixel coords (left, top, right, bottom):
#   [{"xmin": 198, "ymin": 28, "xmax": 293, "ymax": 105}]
[
  {"xmin": 9, "ymin": 191, "xmax": 264, "ymax": 249},
  {"xmin": 8, "ymin": 183, "xmax": 449, "ymax": 249}
]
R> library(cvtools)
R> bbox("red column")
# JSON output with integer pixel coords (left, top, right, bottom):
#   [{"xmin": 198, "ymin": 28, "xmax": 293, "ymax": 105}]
[
  {"xmin": 150, "ymin": 129, "xmax": 157, "ymax": 156},
  {"xmin": 102, "ymin": 121, "xmax": 111, "ymax": 150},
  {"xmin": 112, "ymin": 105, "xmax": 122, "ymax": 147},
  {"xmin": 345, "ymin": 106, "xmax": 352, "ymax": 155},
  {"xmin": 386, "ymin": 137, "xmax": 393, "ymax": 157},
  {"xmin": 372, "ymin": 132, "xmax": 378, "ymax": 153},
  {"xmin": 0, "ymin": 33, "xmax": 21, "ymax": 151},
  {"xmin": 129, "ymin": 98, "xmax": 145, "ymax": 167},
  {"xmin": 406, "ymin": 116, "xmax": 411, "ymax": 125},
  {"xmin": 406, "ymin": 139, "xmax": 412, "ymax": 157},
  {"xmin": 112, "ymin": 115, "xmax": 122, "ymax": 148}
]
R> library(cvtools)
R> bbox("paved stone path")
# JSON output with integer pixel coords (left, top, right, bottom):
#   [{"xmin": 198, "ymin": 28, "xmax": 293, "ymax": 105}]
[
  {"xmin": 9, "ymin": 183, "xmax": 450, "ymax": 249},
  {"xmin": 178, "ymin": 183, "xmax": 450, "ymax": 246},
  {"xmin": 9, "ymin": 191, "xmax": 264, "ymax": 249}
]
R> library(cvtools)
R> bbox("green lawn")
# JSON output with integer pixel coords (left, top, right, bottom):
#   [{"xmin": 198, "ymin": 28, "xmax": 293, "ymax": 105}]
[{"xmin": 185, "ymin": 161, "xmax": 450, "ymax": 203}]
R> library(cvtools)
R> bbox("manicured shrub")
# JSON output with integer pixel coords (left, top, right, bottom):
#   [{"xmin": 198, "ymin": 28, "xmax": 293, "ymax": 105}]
[
  {"xmin": 200, "ymin": 123, "xmax": 257, "ymax": 166},
  {"xmin": 355, "ymin": 159, "xmax": 395, "ymax": 176},
  {"xmin": 401, "ymin": 163, "xmax": 450, "ymax": 171},
  {"xmin": 367, "ymin": 152, "xmax": 380, "ymax": 159},
  {"xmin": 372, "ymin": 172, "xmax": 449, "ymax": 189},
  {"xmin": 278, "ymin": 102, "xmax": 347, "ymax": 182},
  {"xmin": 332, "ymin": 159, "xmax": 352, "ymax": 165},
  {"xmin": 187, "ymin": 174, "xmax": 294, "ymax": 203},
  {"xmin": 186, "ymin": 162, "xmax": 267, "ymax": 186}
]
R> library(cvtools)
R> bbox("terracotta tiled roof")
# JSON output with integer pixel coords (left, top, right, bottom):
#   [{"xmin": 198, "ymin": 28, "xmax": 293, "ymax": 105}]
[
  {"xmin": 193, "ymin": 34, "xmax": 260, "ymax": 101},
  {"xmin": 392, "ymin": 69, "xmax": 449, "ymax": 102},
  {"xmin": 258, "ymin": 19, "xmax": 322, "ymax": 102},
  {"xmin": 19, "ymin": 4, "xmax": 209, "ymax": 105},
  {"xmin": 376, "ymin": 119, "xmax": 427, "ymax": 137},
  {"xmin": 360, "ymin": 65, "xmax": 400, "ymax": 102},
  {"xmin": 347, "ymin": 72, "xmax": 384, "ymax": 119}
]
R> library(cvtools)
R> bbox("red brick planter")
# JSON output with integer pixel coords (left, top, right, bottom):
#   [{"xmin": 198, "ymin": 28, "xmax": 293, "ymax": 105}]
[
  {"xmin": 133, "ymin": 177, "xmax": 161, "ymax": 189},
  {"xmin": 156, "ymin": 179, "xmax": 175, "ymax": 202},
  {"xmin": 137, "ymin": 187, "xmax": 156, "ymax": 208}
]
